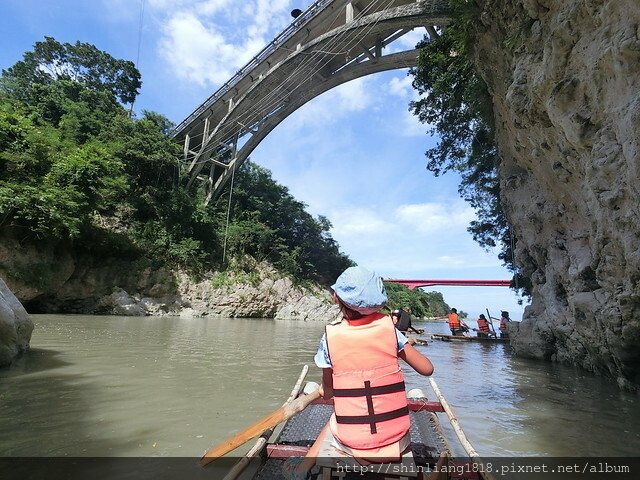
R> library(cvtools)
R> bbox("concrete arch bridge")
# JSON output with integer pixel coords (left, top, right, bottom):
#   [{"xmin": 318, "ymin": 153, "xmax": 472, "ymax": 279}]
[{"xmin": 173, "ymin": 0, "xmax": 451, "ymax": 203}]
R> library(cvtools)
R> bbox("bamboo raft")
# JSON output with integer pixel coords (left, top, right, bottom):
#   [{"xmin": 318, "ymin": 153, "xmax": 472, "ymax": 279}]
[
  {"xmin": 431, "ymin": 334, "xmax": 509, "ymax": 344},
  {"xmin": 213, "ymin": 367, "xmax": 495, "ymax": 480}
]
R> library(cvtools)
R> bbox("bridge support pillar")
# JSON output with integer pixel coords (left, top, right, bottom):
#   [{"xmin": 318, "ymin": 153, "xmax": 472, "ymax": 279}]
[{"xmin": 346, "ymin": 3, "xmax": 359, "ymax": 23}]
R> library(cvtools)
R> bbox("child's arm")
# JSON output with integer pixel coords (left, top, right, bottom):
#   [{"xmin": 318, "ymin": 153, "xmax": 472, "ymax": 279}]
[
  {"xmin": 321, "ymin": 367, "xmax": 334, "ymax": 399},
  {"xmin": 399, "ymin": 344, "xmax": 434, "ymax": 376}
]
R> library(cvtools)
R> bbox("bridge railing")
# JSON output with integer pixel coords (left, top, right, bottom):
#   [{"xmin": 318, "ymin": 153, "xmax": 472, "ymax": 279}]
[{"xmin": 172, "ymin": 0, "xmax": 336, "ymax": 137}]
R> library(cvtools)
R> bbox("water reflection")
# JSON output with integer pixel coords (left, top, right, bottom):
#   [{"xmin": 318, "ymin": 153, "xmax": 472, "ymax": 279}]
[{"xmin": 0, "ymin": 315, "xmax": 638, "ymax": 458}]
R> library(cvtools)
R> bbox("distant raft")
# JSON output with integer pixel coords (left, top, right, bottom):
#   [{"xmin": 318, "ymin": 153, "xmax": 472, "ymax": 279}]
[{"xmin": 431, "ymin": 333, "xmax": 509, "ymax": 343}]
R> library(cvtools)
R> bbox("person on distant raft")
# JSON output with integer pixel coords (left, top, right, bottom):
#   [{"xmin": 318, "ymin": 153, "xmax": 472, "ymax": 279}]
[
  {"xmin": 284, "ymin": 266, "xmax": 434, "ymax": 480},
  {"xmin": 499, "ymin": 310, "xmax": 512, "ymax": 338},
  {"xmin": 447, "ymin": 307, "xmax": 469, "ymax": 336},
  {"xmin": 476, "ymin": 314, "xmax": 492, "ymax": 337}
]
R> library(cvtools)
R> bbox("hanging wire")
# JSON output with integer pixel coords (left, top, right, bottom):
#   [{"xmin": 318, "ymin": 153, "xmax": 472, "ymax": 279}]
[
  {"xmin": 194, "ymin": 0, "xmax": 395, "ymax": 160},
  {"xmin": 221, "ymin": 164, "xmax": 237, "ymax": 266},
  {"xmin": 129, "ymin": 0, "xmax": 146, "ymax": 117},
  {"xmin": 135, "ymin": 0, "xmax": 146, "ymax": 66}
]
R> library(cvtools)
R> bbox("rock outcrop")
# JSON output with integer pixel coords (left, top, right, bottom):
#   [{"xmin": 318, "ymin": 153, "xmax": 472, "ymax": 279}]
[
  {"xmin": 95, "ymin": 271, "xmax": 339, "ymax": 321},
  {"xmin": 475, "ymin": 0, "xmax": 640, "ymax": 388},
  {"xmin": 0, "ymin": 232, "xmax": 338, "ymax": 322},
  {"xmin": 0, "ymin": 277, "xmax": 33, "ymax": 367},
  {"xmin": 176, "ymin": 272, "xmax": 339, "ymax": 321}
]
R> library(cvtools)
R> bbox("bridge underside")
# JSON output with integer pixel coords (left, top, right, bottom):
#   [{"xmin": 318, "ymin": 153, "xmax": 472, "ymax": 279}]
[
  {"xmin": 173, "ymin": 0, "xmax": 450, "ymax": 203},
  {"xmin": 385, "ymin": 279, "xmax": 513, "ymax": 290}
]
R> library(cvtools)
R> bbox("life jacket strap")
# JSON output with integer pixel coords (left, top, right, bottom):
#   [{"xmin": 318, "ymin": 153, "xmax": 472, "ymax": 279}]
[
  {"xmin": 333, "ymin": 381, "xmax": 406, "ymax": 398},
  {"xmin": 335, "ymin": 406, "xmax": 410, "ymax": 432}
]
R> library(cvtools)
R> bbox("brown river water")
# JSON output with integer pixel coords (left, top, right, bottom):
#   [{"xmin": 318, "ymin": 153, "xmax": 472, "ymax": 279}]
[{"xmin": 1, "ymin": 314, "xmax": 639, "ymax": 462}]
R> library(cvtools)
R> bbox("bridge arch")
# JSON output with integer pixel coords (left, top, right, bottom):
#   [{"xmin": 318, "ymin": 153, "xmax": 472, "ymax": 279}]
[{"xmin": 173, "ymin": 0, "xmax": 451, "ymax": 202}]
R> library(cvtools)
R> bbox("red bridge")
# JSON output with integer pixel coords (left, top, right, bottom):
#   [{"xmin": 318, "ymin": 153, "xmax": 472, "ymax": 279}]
[{"xmin": 385, "ymin": 279, "xmax": 512, "ymax": 290}]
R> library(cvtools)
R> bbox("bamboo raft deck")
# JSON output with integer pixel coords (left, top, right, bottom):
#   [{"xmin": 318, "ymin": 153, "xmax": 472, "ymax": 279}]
[
  {"xmin": 212, "ymin": 367, "xmax": 496, "ymax": 480},
  {"xmin": 253, "ymin": 396, "xmax": 450, "ymax": 480}
]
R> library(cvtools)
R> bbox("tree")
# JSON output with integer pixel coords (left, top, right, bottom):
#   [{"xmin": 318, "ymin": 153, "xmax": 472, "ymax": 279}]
[
  {"xmin": 215, "ymin": 161, "xmax": 353, "ymax": 283},
  {"xmin": 384, "ymin": 282, "xmax": 450, "ymax": 318},
  {"xmin": 1, "ymin": 36, "xmax": 141, "ymax": 106},
  {"xmin": 1, "ymin": 38, "xmax": 352, "ymax": 286},
  {"xmin": 410, "ymin": 1, "xmax": 530, "ymax": 295}
]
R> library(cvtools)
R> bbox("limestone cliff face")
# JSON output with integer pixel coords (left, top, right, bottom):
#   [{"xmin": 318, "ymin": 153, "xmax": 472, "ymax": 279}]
[
  {"xmin": 475, "ymin": 0, "xmax": 640, "ymax": 388},
  {"xmin": 0, "ymin": 234, "xmax": 338, "ymax": 322}
]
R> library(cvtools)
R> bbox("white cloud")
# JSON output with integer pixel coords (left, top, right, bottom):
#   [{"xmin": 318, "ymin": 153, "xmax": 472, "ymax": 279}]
[
  {"xmin": 435, "ymin": 255, "xmax": 469, "ymax": 266},
  {"xmin": 334, "ymin": 77, "xmax": 374, "ymax": 111},
  {"xmin": 396, "ymin": 202, "xmax": 475, "ymax": 234},
  {"xmin": 251, "ymin": 0, "xmax": 292, "ymax": 38},
  {"xmin": 395, "ymin": 28, "xmax": 428, "ymax": 50},
  {"xmin": 148, "ymin": 0, "xmax": 232, "ymax": 14},
  {"xmin": 201, "ymin": 0, "xmax": 235, "ymax": 16},
  {"xmin": 398, "ymin": 107, "xmax": 428, "ymax": 137},
  {"xmin": 277, "ymin": 77, "xmax": 375, "ymax": 129},
  {"xmin": 155, "ymin": 0, "xmax": 293, "ymax": 86},
  {"xmin": 388, "ymin": 75, "xmax": 413, "ymax": 97},
  {"xmin": 384, "ymin": 27, "xmax": 427, "ymax": 54},
  {"xmin": 330, "ymin": 207, "xmax": 392, "ymax": 237},
  {"xmin": 158, "ymin": 13, "xmax": 239, "ymax": 85}
]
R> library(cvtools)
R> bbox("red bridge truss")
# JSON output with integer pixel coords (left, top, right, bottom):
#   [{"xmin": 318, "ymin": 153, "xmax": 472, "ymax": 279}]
[{"xmin": 385, "ymin": 279, "xmax": 512, "ymax": 290}]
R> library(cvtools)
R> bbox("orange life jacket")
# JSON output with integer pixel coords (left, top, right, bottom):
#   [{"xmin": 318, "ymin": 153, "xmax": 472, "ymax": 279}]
[
  {"xmin": 477, "ymin": 318, "xmax": 490, "ymax": 333},
  {"xmin": 325, "ymin": 313, "xmax": 410, "ymax": 450},
  {"xmin": 448, "ymin": 313, "xmax": 461, "ymax": 329}
]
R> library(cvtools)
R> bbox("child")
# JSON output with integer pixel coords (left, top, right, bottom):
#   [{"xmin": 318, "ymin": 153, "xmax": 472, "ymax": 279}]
[{"xmin": 285, "ymin": 266, "xmax": 434, "ymax": 479}]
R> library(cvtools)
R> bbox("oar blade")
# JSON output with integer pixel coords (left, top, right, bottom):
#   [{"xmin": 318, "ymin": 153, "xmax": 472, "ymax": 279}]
[
  {"xmin": 199, "ymin": 389, "xmax": 321, "ymax": 467},
  {"xmin": 200, "ymin": 409, "xmax": 285, "ymax": 466}
]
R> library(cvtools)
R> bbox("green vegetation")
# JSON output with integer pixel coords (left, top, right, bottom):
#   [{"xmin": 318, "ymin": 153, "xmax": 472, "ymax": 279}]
[
  {"xmin": 210, "ymin": 270, "xmax": 261, "ymax": 288},
  {"xmin": 384, "ymin": 282, "xmax": 449, "ymax": 318},
  {"xmin": 0, "ymin": 37, "xmax": 352, "ymax": 287},
  {"xmin": 410, "ymin": 0, "xmax": 530, "ymax": 295}
]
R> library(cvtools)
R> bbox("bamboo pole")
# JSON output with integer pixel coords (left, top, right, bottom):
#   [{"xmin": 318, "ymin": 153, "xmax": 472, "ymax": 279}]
[
  {"xmin": 429, "ymin": 378, "xmax": 498, "ymax": 480},
  {"xmin": 485, "ymin": 308, "xmax": 498, "ymax": 337},
  {"xmin": 218, "ymin": 365, "xmax": 310, "ymax": 479}
]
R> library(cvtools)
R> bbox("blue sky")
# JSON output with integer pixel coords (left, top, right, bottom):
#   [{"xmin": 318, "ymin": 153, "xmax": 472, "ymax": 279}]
[{"xmin": 0, "ymin": 0, "xmax": 527, "ymax": 320}]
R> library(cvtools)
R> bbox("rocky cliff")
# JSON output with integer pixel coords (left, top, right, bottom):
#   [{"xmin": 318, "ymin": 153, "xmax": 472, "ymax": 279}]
[
  {"xmin": 0, "ymin": 277, "xmax": 33, "ymax": 367},
  {"xmin": 0, "ymin": 234, "xmax": 338, "ymax": 322},
  {"xmin": 101, "ymin": 269, "xmax": 339, "ymax": 321},
  {"xmin": 475, "ymin": 0, "xmax": 640, "ymax": 388}
]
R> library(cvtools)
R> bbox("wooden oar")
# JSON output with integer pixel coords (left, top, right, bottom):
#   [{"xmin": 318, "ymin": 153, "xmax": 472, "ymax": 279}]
[
  {"xmin": 222, "ymin": 366, "xmax": 310, "ymax": 480},
  {"xmin": 429, "ymin": 378, "xmax": 497, "ymax": 480},
  {"xmin": 222, "ymin": 365, "xmax": 309, "ymax": 480},
  {"xmin": 200, "ymin": 385, "xmax": 321, "ymax": 466},
  {"xmin": 485, "ymin": 308, "xmax": 498, "ymax": 337}
]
